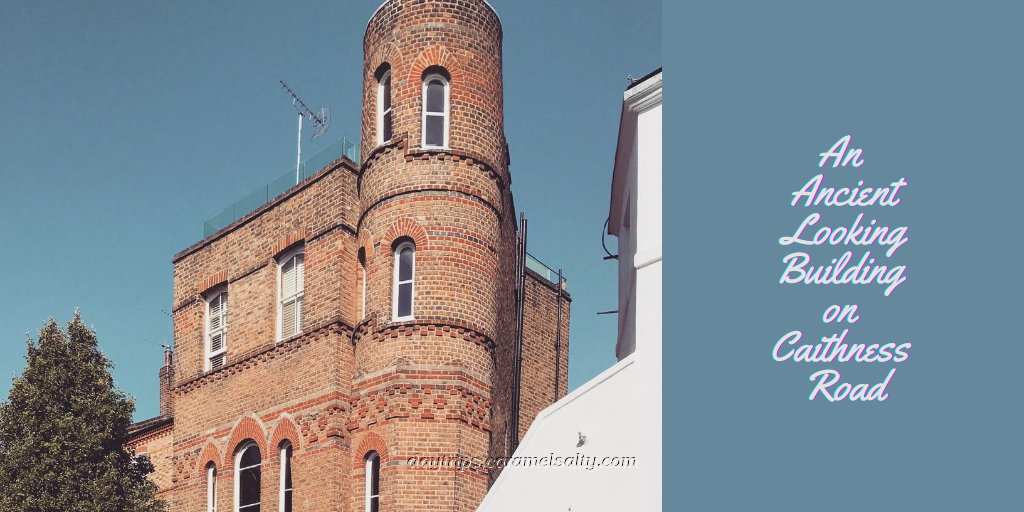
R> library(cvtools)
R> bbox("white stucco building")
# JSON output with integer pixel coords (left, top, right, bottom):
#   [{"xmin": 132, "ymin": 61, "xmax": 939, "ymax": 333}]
[{"xmin": 477, "ymin": 68, "xmax": 662, "ymax": 511}]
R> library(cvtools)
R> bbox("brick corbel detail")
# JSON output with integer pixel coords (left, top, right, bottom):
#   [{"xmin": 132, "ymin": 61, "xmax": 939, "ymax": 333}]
[{"xmin": 370, "ymin": 320, "xmax": 494, "ymax": 352}]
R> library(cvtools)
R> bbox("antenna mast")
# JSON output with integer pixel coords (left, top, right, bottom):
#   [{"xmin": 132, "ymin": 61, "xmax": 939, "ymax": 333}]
[{"xmin": 279, "ymin": 79, "xmax": 331, "ymax": 183}]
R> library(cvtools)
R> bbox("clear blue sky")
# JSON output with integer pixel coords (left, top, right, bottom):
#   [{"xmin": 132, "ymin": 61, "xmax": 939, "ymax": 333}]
[{"xmin": 0, "ymin": 0, "xmax": 661, "ymax": 421}]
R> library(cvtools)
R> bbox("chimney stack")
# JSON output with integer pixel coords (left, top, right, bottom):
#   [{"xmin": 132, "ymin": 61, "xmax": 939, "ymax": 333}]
[{"xmin": 158, "ymin": 346, "xmax": 175, "ymax": 417}]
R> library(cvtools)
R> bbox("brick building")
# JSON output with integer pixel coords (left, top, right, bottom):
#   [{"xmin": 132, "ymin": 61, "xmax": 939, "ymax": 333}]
[{"xmin": 126, "ymin": 1, "xmax": 571, "ymax": 511}]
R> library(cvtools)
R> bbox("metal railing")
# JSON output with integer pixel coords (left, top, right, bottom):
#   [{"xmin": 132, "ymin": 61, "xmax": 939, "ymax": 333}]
[
  {"xmin": 202, "ymin": 136, "xmax": 359, "ymax": 238},
  {"xmin": 526, "ymin": 253, "xmax": 567, "ymax": 290}
]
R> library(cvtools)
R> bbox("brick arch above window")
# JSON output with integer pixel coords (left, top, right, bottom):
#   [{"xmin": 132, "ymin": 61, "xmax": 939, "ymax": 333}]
[
  {"xmin": 366, "ymin": 42, "xmax": 403, "ymax": 82},
  {"xmin": 382, "ymin": 218, "xmax": 428, "ymax": 251},
  {"xmin": 353, "ymin": 432, "xmax": 391, "ymax": 472},
  {"xmin": 270, "ymin": 414, "xmax": 301, "ymax": 451},
  {"xmin": 198, "ymin": 270, "xmax": 229, "ymax": 296},
  {"xmin": 272, "ymin": 228, "xmax": 310, "ymax": 259},
  {"xmin": 225, "ymin": 415, "xmax": 268, "ymax": 468},
  {"xmin": 358, "ymin": 229, "xmax": 375, "ymax": 260},
  {"xmin": 407, "ymin": 46, "xmax": 464, "ymax": 89},
  {"xmin": 198, "ymin": 440, "xmax": 223, "ymax": 470}
]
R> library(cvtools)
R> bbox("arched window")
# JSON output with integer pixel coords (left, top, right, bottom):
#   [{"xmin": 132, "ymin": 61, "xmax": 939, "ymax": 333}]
[
  {"xmin": 235, "ymin": 442, "xmax": 261, "ymax": 512},
  {"xmin": 377, "ymin": 68, "xmax": 393, "ymax": 145},
  {"xmin": 392, "ymin": 242, "xmax": 415, "ymax": 321},
  {"xmin": 365, "ymin": 451, "xmax": 380, "ymax": 512},
  {"xmin": 279, "ymin": 443, "xmax": 293, "ymax": 512},
  {"xmin": 206, "ymin": 463, "xmax": 218, "ymax": 512},
  {"xmin": 206, "ymin": 287, "xmax": 228, "ymax": 371},
  {"xmin": 359, "ymin": 248, "xmax": 368, "ymax": 320},
  {"xmin": 278, "ymin": 248, "xmax": 305, "ymax": 340},
  {"xmin": 421, "ymin": 73, "xmax": 449, "ymax": 148}
]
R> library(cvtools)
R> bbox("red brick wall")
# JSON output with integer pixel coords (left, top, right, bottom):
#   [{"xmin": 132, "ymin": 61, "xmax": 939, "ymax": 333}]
[
  {"xmin": 128, "ymin": 425, "xmax": 174, "ymax": 499},
  {"xmin": 361, "ymin": 0, "xmax": 506, "ymax": 180},
  {"xmin": 518, "ymin": 271, "xmax": 571, "ymax": 441},
  {"xmin": 355, "ymin": 1, "xmax": 511, "ymax": 508},
  {"xmin": 171, "ymin": 158, "xmax": 360, "ymax": 383},
  {"xmin": 132, "ymin": 2, "xmax": 572, "ymax": 510},
  {"xmin": 161, "ymin": 154, "xmax": 361, "ymax": 512}
]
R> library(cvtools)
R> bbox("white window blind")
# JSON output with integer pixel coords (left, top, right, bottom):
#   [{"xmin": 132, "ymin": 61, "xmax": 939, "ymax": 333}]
[
  {"xmin": 279, "ymin": 251, "xmax": 305, "ymax": 340},
  {"xmin": 206, "ymin": 291, "xmax": 228, "ymax": 371}
]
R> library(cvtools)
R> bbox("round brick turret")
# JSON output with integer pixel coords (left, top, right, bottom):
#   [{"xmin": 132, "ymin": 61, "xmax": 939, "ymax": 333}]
[
  {"xmin": 358, "ymin": 0, "xmax": 508, "ymax": 342},
  {"xmin": 353, "ymin": 1, "xmax": 514, "ymax": 509}
]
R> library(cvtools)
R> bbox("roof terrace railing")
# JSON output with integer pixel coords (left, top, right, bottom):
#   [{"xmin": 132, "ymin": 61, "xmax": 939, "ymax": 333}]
[
  {"xmin": 202, "ymin": 136, "xmax": 359, "ymax": 238},
  {"xmin": 526, "ymin": 253, "xmax": 568, "ymax": 290},
  {"xmin": 198, "ymin": 137, "xmax": 566, "ymax": 291}
]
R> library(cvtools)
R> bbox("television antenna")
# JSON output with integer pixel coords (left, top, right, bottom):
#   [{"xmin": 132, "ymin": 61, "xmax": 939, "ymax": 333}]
[{"xmin": 279, "ymin": 79, "xmax": 330, "ymax": 183}]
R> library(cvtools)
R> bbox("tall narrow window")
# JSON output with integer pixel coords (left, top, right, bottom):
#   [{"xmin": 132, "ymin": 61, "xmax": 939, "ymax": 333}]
[
  {"xmin": 207, "ymin": 463, "xmax": 218, "ymax": 512},
  {"xmin": 235, "ymin": 442, "xmax": 261, "ymax": 512},
  {"xmin": 377, "ymin": 69, "xmax": 393, "ymax": 145},
  {"xmin": 278, "ymin": 249, "xmax": 305, "ymax": 340},
  {"xmin": 421, "ymin": 74, "xmax": 449, "ymax": 148},
  {"xmin": 359, "ymin": 249, "xmax": 368, "ymax": 319},
  {"xmin": 279, "ymin": 443, "xmax": 293, "ymax": 512},
  {"xmin": 365, "ymin": 452, "xmax": 380, "ymax": 512},
  {"xmin": 392, "ymin": 242, "xmax": 415, "ymax": 321},
  {"xmin": 206, "ymin": 289, "xmax": 228, "ymax": 371}
]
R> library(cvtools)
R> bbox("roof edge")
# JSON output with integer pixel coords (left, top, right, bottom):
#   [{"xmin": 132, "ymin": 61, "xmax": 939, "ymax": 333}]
[{"xmin": 367, "ymin": 0, "xmax": 502, "ymax": 32}]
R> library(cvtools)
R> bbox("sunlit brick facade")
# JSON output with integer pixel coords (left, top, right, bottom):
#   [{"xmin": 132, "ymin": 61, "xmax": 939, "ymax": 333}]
[{"xmin": 127, "ymin": 1, "xmax": 570, "ymax": 510}]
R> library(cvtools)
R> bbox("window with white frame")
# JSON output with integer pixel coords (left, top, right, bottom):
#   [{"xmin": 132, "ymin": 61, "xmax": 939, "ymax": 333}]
[
  {"xmin": 279, "ymin": 443, "xmax": 293, "ymax": 512},
  {"xmin": 235, "ymin": 442, "xmax": 261, "ymax": 512},
  {"xmin": 207, "ymin": 463, "xmax": 218, "ymax": 512},
  {"xmin": 365, "ymin": 451, "xmax": 380, "ymax": 512},
  {"xmin": 206, "ymin": 288, "xmax": 228, "ymax": 371},
  {"xmin": 392, "ymin": 242, "xmax": 415, "ymax": 321},
  {"xmin": 278, "ymin": 249, "xmax": 305, "ymax": 340},
  {"xmin": 359, "ymin": 248, "xmax": 368, "ymax": 320},
  {"xmin": 377, "ymin": 68, "xmax": 393, "ymax": 145},
  {"xmin": 421, "ymin": 73, "xmax": 449, "ymax": 148}
]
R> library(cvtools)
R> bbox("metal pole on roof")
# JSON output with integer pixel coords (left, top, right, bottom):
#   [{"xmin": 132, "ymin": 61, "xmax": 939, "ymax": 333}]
[
  {"xmin": 280, "ymin": 79, "xmax": 330, "ymax": 184},
  {"xmin": 554, "ymin": 268, "xmax": 563, "ymax": 403},
  {"xmin": 511, "ymin": 213, "xmax": 528, "ymax": 452},
  {"xmin": 296, "ymin": 111, "xmax": 303, "ymax": 183}
]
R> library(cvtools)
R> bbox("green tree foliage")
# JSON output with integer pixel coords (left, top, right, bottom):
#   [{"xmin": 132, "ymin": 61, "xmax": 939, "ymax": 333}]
[{"xmin": 0, "ymin": 311, "xmax": 165, "ymax": 512}]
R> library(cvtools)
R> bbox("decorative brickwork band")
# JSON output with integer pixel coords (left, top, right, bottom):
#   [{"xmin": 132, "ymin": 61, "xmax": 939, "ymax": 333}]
[
  {"xmin": 174, "ymin": 317, "xmax": 353, "ymax": 394},
  {"xmin": 365, "ymin": 320, "xmax": 495, "ymax": 352}
]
